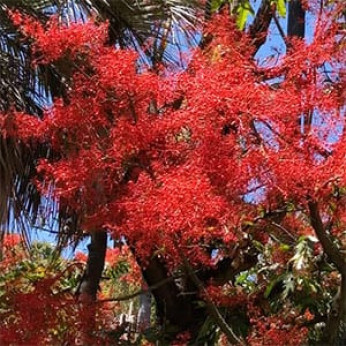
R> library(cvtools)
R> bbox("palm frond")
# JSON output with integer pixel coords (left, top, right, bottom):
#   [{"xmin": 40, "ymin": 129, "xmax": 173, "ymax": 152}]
[
  {"xmin": 0, "ymin": 3, "xmax": 52, "ymax": 244},
  {"xmin": 84, "ymin": 0, "xmax": 201, "ymax": 65}
]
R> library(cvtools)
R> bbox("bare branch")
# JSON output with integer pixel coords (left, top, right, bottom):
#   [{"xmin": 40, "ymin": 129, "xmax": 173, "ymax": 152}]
[
  {"xmin": 271, "ymin": 222, "xmax": 296, "ymax": 241},
  {"xmin": 97, "ymin": 273, "xmax": 184, "ymax": 303},
  {"xmin": 174, "ymin": 239, "xmax": 245, "ymax": 345},
  {"xmin": 272, "ymin": 13, "xmax": 287, "ymax": 45},
  {"xmin": 308, "ymin": 201, "xmax": 345, "ymax": 273},
  {"xmin": 249, "ymin": 0, "xmax": 273, "ymax": 55}
]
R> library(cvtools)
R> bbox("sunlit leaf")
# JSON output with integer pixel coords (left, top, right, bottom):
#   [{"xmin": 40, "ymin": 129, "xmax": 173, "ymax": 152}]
[
  {"xmin": 277, "ymin": 0, "xmax": 286, "ymax": 17},
  {"xmin": 236, "ymin": 0, "xmax": 254, "ymax": 30}
]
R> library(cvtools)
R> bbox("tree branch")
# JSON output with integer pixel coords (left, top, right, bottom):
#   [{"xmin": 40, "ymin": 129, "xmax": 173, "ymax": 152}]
[
  {"xmin": 318, "ymin": 274, "xmax": 346, "ymax": 345},
  {"xmin": 308, "ymin": 201, "xmax": 345, "ymax": 273},
  {"xmin": 198, "ymin": 248, "xmax": 257, "ymax": 286},
  {"xmin": 271, "ymin": 221, "xmax": 296, "ymax": 241},
  {"xmin": 249, "ymin": 0, "xmax": 273, "ymax": 55},
  {"xmin": 309, "ymin": 202, "xmax": 346, "ymax": 344},
  {"xmin": 272, "ymin": 13, "xmax": 287, "ymax": 46},
  {"xmin": 175, "ymin": 239, "xmax": 245, "ymax": 345},
  {"xmin": 98, "ymin": 273, "xmax": 184, "ymax": 303},
  {"xmin": 287, "ymin": 0, "xmax": 305, "ymax": 38}
]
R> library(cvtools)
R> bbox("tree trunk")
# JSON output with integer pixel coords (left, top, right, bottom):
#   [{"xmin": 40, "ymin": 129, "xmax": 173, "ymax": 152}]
[
  {"xmin": 140, "ymin": 256, "xmax": 206, "ymax": 339},
  {"xmin": 318, "ymin": 273, "xmax": 346, "ymax": 345},
  {"xmin": 287, "ymin": 0, "xmax": 305, "ymax": 38},
  {"xmin": 309, "ymin": 202, "xmax": 346, "ymax": 345},
  {"xmin": 78, "ymin": 231, "xmax": 107, "ymax": 301},
  {"xmin": 76, "ymin": 230, "xmax": 107, "ymax": 344}
]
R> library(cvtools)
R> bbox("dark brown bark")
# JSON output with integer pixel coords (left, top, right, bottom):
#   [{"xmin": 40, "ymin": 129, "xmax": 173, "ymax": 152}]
[
  {"xmin": 287, "ymin": 0, "xmax": 305, "ymax": 38},
  {"xmin": 176, "ymin": 242, "xmax": 244, "ymax": 345},
  {"xmin": 137, "ymin": 243, "xmax": 257, "ymax": 342},
  {"xmin": 309, "ymin": 202, "xmax": 346, "ymax": 345},
  {"xmin": 199, "ymin": 247, "xmax": 257, "ymax": 286},
  {"xmin": 318, "ymin": 274, "xmax": 346, "ymax": 345},
  {"xmin": 309, "ymin": 202, "xmax": 345, "ymax": 273},
  {"xmin": 249, "ymin": 0, "xmax": 273, "ymax": 54},
  {"xmin": 141, "ymin": 256, "xmax": 205, "ymax": 333},
  {"xmin": 78, "ymin": 230, "xmax": 107, "ymax": 301},
  {"xmin": 75, "ymin": 231, "xmax": 107, "ymax": 344}
]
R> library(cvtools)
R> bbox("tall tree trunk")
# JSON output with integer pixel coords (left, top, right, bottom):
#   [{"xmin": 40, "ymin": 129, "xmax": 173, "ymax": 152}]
[
  {"xmin": 77, "ymin": 230, "xmax": 107, "ymax": 344},
  {"xmin": 287, "ymin": 0, "xmax": 305, "ymax": 38},
  {"xmin": 141, "ymin": 257, "xmax": 204, "ymax": 327},
  {"xmin": 78, "ymin": 231, "xmax": 107, "ymax": 301}
]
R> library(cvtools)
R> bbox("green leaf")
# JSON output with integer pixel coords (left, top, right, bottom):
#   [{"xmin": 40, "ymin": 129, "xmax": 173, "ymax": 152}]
[
  {"xmin": 236, "ymin": 0, "xmax": 255, "ymax": 30},
  {"xmin": 277, "ymin": 0, "xmax": 286, "ymax": 17},
  {"xmin": 196, "ymin": 316, "xmax": 217, "ymax": 343},
  {"xmin": 253, "ymin": 240, "xmax": 265, "ymax": 252},
  {"xmin": 236, "ymin": 271, "xmax": 249, "ymax": 285},
  {"xmin": 279, "ymin": 243, "xmax": 291, "ymax": 252},
  {"xmin": 195, "ymin": 300, "xmax": 207, "ymax": 308},
  {"xmin": 282, "ymin": 273, "xmax": 295, "ymax": 299},
  {"xmin": 211, "ymin": 0, "xmax": 225, "ymax": 12},
  {"xmin": 286, "ymin": 202, "xmax": 295, "ymax": 212}
]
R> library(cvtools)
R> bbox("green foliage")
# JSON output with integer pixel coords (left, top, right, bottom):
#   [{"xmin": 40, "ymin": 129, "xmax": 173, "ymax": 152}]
[
  {"xmin": 271, "ymin": 0, "xmax": 287, "ymax": 17},
  {"xmin": 211, "ymin": 0, "xmax": 225, "ymax": 13},
  {"xmin": 210, "ymin": 0, "xmax": 255, "ymax": 30},
  {"xmin": 277, "ymin": 0, "xmax": 287, "ymax": 17},
  {"xmin": 236, "ymin": 0, "xmax": 255, "ymax": 30}
]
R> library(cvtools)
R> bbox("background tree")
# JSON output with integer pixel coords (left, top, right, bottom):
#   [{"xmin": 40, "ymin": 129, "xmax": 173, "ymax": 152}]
[{"xmin": 0, "ymin": 234, "xmax": 143, "ymax": 344}]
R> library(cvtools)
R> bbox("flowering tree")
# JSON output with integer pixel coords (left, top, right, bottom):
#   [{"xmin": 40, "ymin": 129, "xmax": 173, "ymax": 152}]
[
  {"xmin": 0, "ymin": 235, "xmax": 142, "ymax": 344},
  {"xmin": 0, "ymin": 0, "xmax": 345, "ymax": 344}
]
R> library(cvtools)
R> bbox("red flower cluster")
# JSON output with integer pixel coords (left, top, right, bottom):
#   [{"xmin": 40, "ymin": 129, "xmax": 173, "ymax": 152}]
[
  {"xmin": 3, "ymin": 4, "xmax": 345, "ymax": 269},
  {"xmin": 248, "ymin": 315, "xmax": 309, "ymax": 346},
  {"xmin": 205, "ymin": 284, "xmax": 247, "ymax": 307}
]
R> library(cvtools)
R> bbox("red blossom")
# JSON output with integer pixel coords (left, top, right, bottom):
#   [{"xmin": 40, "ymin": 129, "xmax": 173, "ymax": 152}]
[
  {"xmin": 1, "ymin": 3, "xmax": 345, "ymax": 343},
  {"xmin": 4, "ymin": 5, "xmax": 345, "ymax": 265},
  {"xmin": 3, "ymin": 234, "xmax": 22, "ymax": 247}
]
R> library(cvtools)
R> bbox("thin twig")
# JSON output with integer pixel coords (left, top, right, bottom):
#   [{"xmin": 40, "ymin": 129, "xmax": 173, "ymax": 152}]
[
  {"xmin": 271, "ymin": 222, "xmax": 296, "ymax": 241},
  {"xmin": 272, "ymin": 13, "xmax": 288, "ymax": 46},
  {"xmin": 97, "ymin": 273, "xmax": 184, "ymax": 303}
]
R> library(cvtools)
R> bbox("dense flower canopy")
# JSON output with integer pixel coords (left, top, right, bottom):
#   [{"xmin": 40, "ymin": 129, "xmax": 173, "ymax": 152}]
[
  {"xmin": 3, "ymin": 7, "xmax": 344, "ymax": 262},
  {"xmin": 0, "ymin": 2, "xmax": 345, "ymax": 343}
]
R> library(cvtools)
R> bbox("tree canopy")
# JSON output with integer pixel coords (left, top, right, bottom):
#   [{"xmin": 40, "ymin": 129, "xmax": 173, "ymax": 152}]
[{"xmin": 0, "ymin": 0, "xmax": 345, "ymax": 344}]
